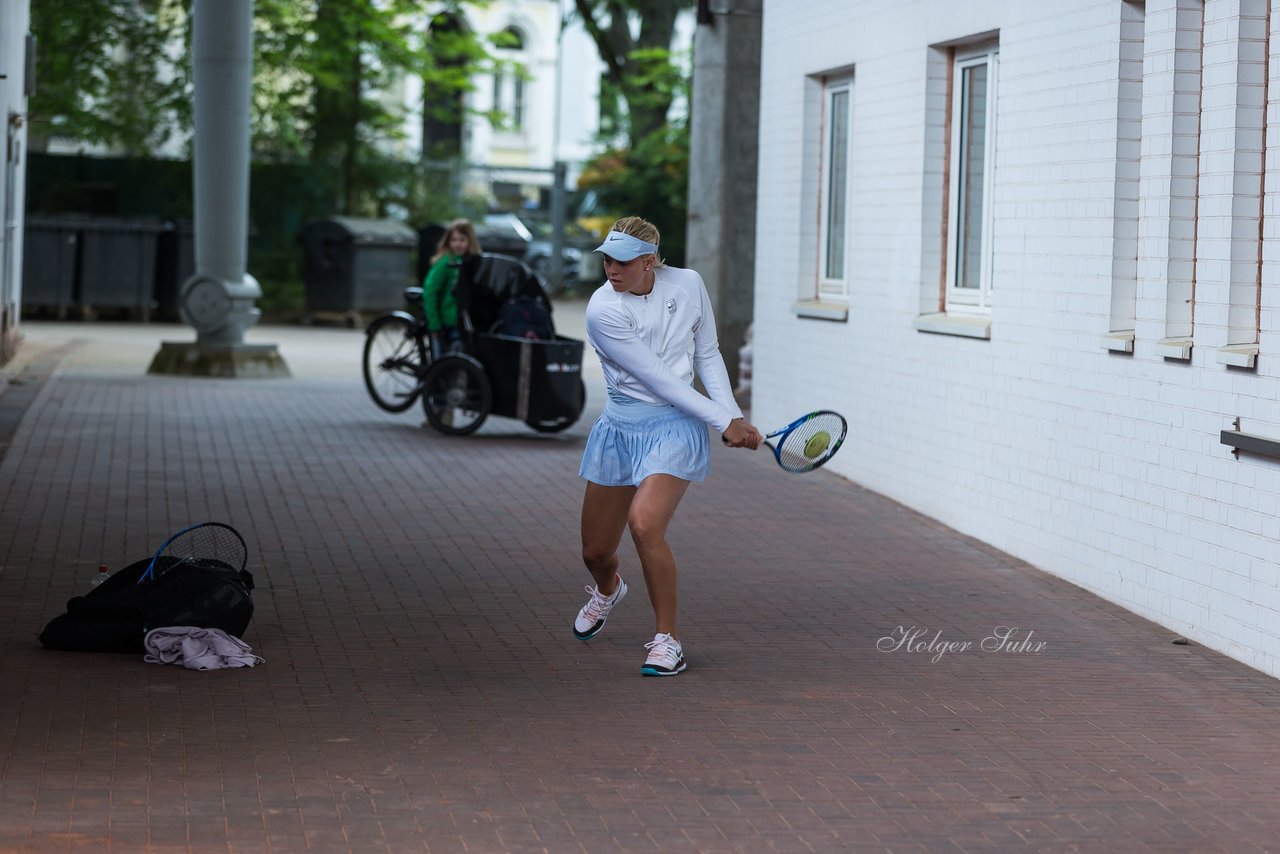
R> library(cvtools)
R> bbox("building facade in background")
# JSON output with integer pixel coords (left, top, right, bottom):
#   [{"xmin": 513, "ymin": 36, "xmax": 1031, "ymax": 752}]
[
  {"xmin": 395, "ymin": 1, "xmax": 601, "ymax": 174},
  {"xmin": 391, "ymin": 0, "xmax": 694, "ymax": 205},
  {"xmin": 384, "ymin": 0, "xmax": 606, "ymax": 206},
  {"xmin": 753, "ymin": 0, "xmax": 1280, "ymax": 676},
  {"xmin": 0, "ymin": 0, "xmax": 32, "ymax": 362}
]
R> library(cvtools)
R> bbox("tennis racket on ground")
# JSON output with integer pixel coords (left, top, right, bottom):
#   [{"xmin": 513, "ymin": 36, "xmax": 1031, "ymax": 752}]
[
  {"xmin": 727, "ymin": 410, "xmax": 848, "ymax": 473},
  {"xmin": 138, "ymin": 522, "xmax": 248, "ymax": 583}
]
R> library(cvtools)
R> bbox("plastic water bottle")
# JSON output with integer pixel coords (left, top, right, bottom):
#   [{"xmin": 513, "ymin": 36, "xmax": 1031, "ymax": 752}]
[{"xmin": 89, "ymin": 565, "xmax": 110, "ymax": 589}]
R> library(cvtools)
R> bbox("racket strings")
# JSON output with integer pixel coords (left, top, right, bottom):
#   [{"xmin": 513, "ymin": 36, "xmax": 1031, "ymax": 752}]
[
  {"xmin": 156, "ymin": 523, "xmax": 247, "ymax": 578},
  {"xmin": 775, "ymin": 413, "xmax": 846, "ymax": 473}
]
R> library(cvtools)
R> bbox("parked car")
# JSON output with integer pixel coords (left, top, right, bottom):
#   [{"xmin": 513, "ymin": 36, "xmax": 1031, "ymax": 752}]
[{"xmin": 474, "ymin": 213, "xmax": 602, "ymax": 293}]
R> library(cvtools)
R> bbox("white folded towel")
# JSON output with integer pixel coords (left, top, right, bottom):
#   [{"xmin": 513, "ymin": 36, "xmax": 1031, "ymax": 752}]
[{"xmin": 143, "ymin": 626, "xmax": 265, "ymax": 670}]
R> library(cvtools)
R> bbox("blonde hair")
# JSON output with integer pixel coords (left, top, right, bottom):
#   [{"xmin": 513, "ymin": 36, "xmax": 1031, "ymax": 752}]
[
  {"xmin": 432, "ymin": 219, "xmax": 482, "ymax": 264},
  {"xmin": 611, "ymin": 216, "xmax": 665, "ymax": 267}
]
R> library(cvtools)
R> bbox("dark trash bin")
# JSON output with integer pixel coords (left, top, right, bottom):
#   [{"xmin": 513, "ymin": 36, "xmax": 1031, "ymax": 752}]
[
  {"xmin": 416, "ymin": 222, "xmax": 446, "ymax": 286},
  {"xmin": 22, "ymin": 216, "xmax": 82, "ymax": 315},
  {"xmin": 300, "ymin": 217, "xmax": 416, "ymax": 313},
  {"xmin": 78, "ymin": 217, "xmax": 164, "ymax": 311},
  {"xmin": 154, "ymin": 219, "xmax": 195, "ymax": 321}
]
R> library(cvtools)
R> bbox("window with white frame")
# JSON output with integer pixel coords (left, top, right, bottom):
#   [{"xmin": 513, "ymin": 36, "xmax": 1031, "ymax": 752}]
[
  {"xmin": 492, "ymin": 26, "xmax": 526, "ymax": 132},
  {"xmin": 818, "ymin": 74, "xmax": 853, "ymax": 300},
  {"xmin": 946, "ymin": 46, "xmax": 998, "ymax": 313}
]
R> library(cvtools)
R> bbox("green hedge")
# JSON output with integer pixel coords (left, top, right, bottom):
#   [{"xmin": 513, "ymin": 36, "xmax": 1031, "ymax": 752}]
[{"xmin": 27, "ymin": 153, "xmax": 342, "ymax": 314}]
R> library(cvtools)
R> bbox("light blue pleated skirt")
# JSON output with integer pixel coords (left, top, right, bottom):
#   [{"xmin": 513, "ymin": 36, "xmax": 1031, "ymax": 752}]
[{"xmin": 579, "ymin": 389, "xmax": 711, "ymax": 486}]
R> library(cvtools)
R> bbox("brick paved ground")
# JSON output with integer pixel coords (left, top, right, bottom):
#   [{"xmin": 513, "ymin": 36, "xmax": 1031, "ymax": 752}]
[{"xmin": 2, "ymin": 316, "xmax": 1280, "ymax": 853}]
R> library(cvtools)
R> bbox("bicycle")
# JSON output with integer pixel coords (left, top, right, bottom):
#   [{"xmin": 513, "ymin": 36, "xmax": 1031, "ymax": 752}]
[
  {"xmin": 361, "ymin": 287, "xmax": 435, "ymax": 414},
  {"xmin": 361, "ymin": 256, "xmax": 585, "ymax": 436}
]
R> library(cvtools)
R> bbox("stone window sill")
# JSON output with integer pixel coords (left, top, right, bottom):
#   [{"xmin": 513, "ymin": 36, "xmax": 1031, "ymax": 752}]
[
  {"xmin": 792, "ymin": 300, "xmax": 849, "ymax": 322},
  {"xmin": 1101, "ymin": 331, "xmax": 1134, "ymax": 353},
  {"xmin": 1155, "ymin": 337, "xmax": 1192, "ymax": 361},
  {"xmin": 1217, "ymin": 344, "xmax": 1258, "ymax": 369},
  {"xmin": 914, "ymin": 312, "xmax": 991, "ymax": 340}
]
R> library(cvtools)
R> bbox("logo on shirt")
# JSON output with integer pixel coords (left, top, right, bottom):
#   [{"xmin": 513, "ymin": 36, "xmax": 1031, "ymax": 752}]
[{"xmin": 665, "ymin": 298, "xmax": 676, "ymax": 315}]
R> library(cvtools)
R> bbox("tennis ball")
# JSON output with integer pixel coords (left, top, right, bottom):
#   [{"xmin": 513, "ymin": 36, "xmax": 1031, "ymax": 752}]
[{"xmin": 803, "ymin": 431, "xmax": 831, "ymax": 459}]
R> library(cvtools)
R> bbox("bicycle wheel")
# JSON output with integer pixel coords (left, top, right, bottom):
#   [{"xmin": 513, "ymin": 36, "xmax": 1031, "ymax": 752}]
[
  {"xmin": 363, "ymin": 315, "xmax": 425, "ymax": 412},
  {"xmin": 421, "ymin": 355, "xmax": 492, "ymax": 436}
]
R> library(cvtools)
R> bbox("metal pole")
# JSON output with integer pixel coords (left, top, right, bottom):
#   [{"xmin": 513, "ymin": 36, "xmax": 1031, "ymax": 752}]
[
  {"xmin": 549, "ymin": 160, "xmax": 567, "ymax": 293},
  {"xmin": 149, "ymin": 0, "xmax": 288, "ymax": 376},
  {"xmin": 188, "ymin": 0, "xmax": 260, "ymax": 345},
  {"xmin": 552, "ymin": 0, "xmax": 565, "ymax": 163}
]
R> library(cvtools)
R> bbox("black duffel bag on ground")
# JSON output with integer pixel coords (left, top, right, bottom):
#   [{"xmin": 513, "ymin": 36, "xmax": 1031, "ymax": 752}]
[{"xmin": 39, "ymin": 556, "xmax": 255, "ymax": 653}]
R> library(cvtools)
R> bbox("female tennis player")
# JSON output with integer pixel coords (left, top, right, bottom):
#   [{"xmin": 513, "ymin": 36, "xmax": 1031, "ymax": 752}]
[{"xmin": 573, "ymin": 216, "xmax": 761, "ymax": 676}]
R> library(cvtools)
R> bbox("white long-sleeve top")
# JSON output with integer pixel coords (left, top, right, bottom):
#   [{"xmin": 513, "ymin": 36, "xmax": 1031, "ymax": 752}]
[{"xmin": 585, "ymin": 265, "xmax": 743, "ymax": 434}]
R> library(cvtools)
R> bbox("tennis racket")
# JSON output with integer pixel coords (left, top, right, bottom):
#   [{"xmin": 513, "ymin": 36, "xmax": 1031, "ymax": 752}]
[
  {"xmin": 727, "ymin": 410, "xmax": 847, "ymax": 473},
  {"xmin": 138, "ymin": 522, "xmax": 248, "ymax": 583}
]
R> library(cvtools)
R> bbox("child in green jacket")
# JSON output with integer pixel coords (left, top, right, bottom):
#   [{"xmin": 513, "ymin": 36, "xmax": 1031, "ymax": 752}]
[{"xmin": 423, "ymin": 219, "xmax": 482, "ymax": 354}]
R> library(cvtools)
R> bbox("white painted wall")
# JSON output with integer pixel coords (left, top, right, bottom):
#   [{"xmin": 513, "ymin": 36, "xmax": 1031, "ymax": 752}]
[
  {"xmin": 755, "ymin": 0, "xmax": 1280, "ymax": 676},
  {"xmin": 1, "ymin": 0, "xmax": 31, "ymax": 353}
]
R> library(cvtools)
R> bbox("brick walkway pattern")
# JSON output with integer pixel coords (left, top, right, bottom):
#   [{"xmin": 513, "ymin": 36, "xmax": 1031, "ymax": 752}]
[{"xmin": 1, "ymin": 322, "xmax": 1279, "ymax": 852}]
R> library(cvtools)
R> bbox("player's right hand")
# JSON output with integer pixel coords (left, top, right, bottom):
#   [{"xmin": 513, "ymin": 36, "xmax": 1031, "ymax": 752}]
[{"xmin": 722, "ymin": 419, "xmax": 761, "ymax": 450}]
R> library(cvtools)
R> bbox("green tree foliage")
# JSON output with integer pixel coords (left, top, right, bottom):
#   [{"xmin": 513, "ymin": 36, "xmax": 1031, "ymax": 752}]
[
  {"xmin": 571, "ymin": 0, "xmax": 688, "ymax": 148},
  {"xmin": 251, "ymin": 0, "xmax": 498, "ymax": 216},
  {"xmin": 28, "ymin": 0, "xmax": 189, "ymax": 155},
  {"xmin": 571, "ymin": 1, "xmax": 694, "ymax": 263},
  {"xmin": 30, "ymin": 0, "xmax": 500, "ymax": 219}
]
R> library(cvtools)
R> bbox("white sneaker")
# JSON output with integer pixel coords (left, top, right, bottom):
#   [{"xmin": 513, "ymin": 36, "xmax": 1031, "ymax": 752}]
[
  {"xmin": 573, "ymin": 575, "xmax": 628, "ymax": 640},
  {"xmin": 641, "ymin": 633, "xmax": 687, "ymax": 677}
]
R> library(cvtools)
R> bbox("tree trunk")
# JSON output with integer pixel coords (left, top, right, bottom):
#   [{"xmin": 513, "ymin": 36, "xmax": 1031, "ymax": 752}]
[
  {"xmin": 343, "ymin": 28, "xmax": 361, "ymax": 215},
  {"xmin": 573, "ymin": 0, "xmax": 686, "ymax": 149}
]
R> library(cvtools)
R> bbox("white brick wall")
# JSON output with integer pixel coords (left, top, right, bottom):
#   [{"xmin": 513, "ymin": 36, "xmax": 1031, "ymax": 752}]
[
  {"xmin": 1, "ymin": 0, "xmax": 31, "ymax": 333},
  {"xmin": 756, "ymin": 0, "xmax": 1280, "ymax": 676}
]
